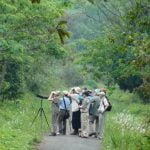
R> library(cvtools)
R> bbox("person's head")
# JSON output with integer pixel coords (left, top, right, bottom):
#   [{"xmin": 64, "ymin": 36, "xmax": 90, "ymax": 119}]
[
  {"xmin": 94, "ymin": 89, "xmax": 101, "ymax": 96},
  {"xmin": 70, "ymin": 87, "xmax": 75, "ymax": 94},
  {"xmin": 82, "ymin": 87, "xmax": 88, "ymax": 92},
  {"xmin": 62, "ymin": 90, "xmax": 69, "ymax": 96},
  {"xmin": 82, "ymin": 91, "xmax": 91, "ymax": 97},
  {"xmin": 55, "ymin": 91, "xmax": 61, "ymax": 97},
  {"xmin": 99, "ymin": 91, "xmax": 106, "ymax": 98},
  {"xmin": 49, "ymin": 91, "xmax": 56, "ymax": 99},
  {"xmin": 100, "ymin": 88, "xmax": 107, "ymax": 94},
  {"xmin": 70, "ymin": 87, "xmax": 81, "ymax": 94},
  {"xmin": 75, "ymin": 87, "xmax": 81, "ymax": 94}
]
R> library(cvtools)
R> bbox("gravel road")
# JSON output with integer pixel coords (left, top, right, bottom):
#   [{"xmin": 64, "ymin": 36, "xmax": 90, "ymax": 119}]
[{"xmin": 37, "ymin": 134, "xmax": 100, "ymax": 150}]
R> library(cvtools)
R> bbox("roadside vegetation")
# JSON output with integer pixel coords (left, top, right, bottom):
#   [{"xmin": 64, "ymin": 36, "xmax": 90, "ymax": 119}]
[
  {"xmin": 103, "ymin": 87, "xmax": 150, "ymax": 150},
  {"xmin": 0, "ymin": 94, "xmax": 50, "ymax": 150},
  {"xmin": 0, "ymin": 0, "xmax": 149, "ymax": 150}
]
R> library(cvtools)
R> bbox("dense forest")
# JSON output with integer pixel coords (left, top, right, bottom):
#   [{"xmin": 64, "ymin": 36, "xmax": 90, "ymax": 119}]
[{"xmin": 0, "ymin": 0, "xmax": 150, "ymax": 150}]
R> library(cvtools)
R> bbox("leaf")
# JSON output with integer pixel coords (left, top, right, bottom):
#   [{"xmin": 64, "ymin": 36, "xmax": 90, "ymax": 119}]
[
  {"xmin": 30, "ymin": 0, "xmax": 40, "ymax": 3},
  {"xmin": 48, "ymin": 27, "xmax": 56, "ymax": 34},
  {"xmin": 57, "ymin": 28, "xmax": 70, "ymax": 44},
  {"xmin": 87, "ymin": 0, "xmax": 95, "ymax": 4},
  {"xmin": 57, "ymin": 20, "xmax": 68, "ymax": 26}
]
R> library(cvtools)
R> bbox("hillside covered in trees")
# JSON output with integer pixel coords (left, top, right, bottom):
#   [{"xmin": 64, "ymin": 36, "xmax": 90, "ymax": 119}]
[{"xmin": 0, "ymin": 0, "xmax": 150, "ymax": 150}]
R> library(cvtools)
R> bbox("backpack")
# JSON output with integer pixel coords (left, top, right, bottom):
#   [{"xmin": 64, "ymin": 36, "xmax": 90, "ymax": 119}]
[
  {"xmin": 104, "ymin": 96, "xmax": 112, "ymax": 111},
  {"xmin": 89, "ymin": 102, "xmax": 94, "ymax": 115}
]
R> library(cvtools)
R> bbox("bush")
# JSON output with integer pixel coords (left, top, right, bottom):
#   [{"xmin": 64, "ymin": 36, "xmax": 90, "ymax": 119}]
[
  {"xmin": 60, "ymin": 65, "xmax": 84, "ymax": 87},
  {"xmin": 85, "ymin": 79, "xmax": 98, "ymax": 89},
  {"xmin": 103, "ymin": 86, "xmax": 150, "ymax": 150},
  {"xmin": 0, "ymin": 94, "xmax": 51, "ymax": 150}
]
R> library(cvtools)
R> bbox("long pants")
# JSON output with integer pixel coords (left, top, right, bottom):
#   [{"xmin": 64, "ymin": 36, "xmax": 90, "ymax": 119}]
[
  {"xmin": 80, "ymin": 112, "xmax": 89, "ymax": 137},
  {"xmin": 98, "ymin": 113, "xmax": 106, "ymax": 137},
  {"xmin": 51, "ymin": 110, "xmax": 59, "ymax": 133},
  {"xmin": 58, "ymin": 110, "xmax": 67, "ymax": 134},
  {"xmin": 72, "ymin": 110, "xmax": 81, "ymax": 131},
  {"xmin": 89, "ymin": 115, "xmax": 99, "ymax": 135}
]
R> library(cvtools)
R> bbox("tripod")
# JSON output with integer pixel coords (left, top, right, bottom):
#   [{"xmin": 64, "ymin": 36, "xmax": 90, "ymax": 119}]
[{"xmin": 31, "ymin": 99, "xmax": 50, "ymax": 129}]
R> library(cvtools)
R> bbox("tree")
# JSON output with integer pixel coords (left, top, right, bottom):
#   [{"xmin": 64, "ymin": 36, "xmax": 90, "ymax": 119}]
[{"xmin": 0, "ymin": 0, "xmax": 67, "ymax": 100}]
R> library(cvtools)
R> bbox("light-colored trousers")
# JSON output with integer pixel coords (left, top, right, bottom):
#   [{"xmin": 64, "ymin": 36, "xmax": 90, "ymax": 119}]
[
  {"xmin": 89, "ymin": 115, "xmax": 99, "ymax": 135},
  {"xmin": 98, "ymin": 112, "xmax": 106, "ymax": 137},
  {"xmin": 80, "ymin": 112, "xmax": 89, "ymax": 137},
  {"xmin": 51, "ymin": 110, "xmax": 59, "ymax": 133}
]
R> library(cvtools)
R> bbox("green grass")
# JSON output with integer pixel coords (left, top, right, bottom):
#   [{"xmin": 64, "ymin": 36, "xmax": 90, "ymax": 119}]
[
  {"xmin": 0, "ymin": 88, "xmax": 150, "ymax": 150},
  {"xmin": 0, "ymin": 94, "xmax": 51, "ymax": 150},
  {"xmin": 103, "ymin": 88, "xmax": 150, "ymax": 150}
]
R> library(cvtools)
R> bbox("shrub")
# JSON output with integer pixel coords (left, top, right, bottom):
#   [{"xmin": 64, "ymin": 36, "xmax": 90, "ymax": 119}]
[{"xmin": 85, "ymin": 79, "xmax": 98, "ymax": 89}]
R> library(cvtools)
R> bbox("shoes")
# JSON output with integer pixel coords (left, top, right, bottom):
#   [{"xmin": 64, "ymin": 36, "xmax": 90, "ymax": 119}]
[
  {"xmin": 80, "ymin": 135, "xmax": 88, "ymax": 138},
  {"xmin": 49, "ymin": 132, "xmax": 56, "ymax": 136},
  {"xmin": 70, "ymin": 131, "xmax": 78, "ymax": 135},
  {"xmin": 98, "ymin": 136, "xmax": 102, "ymax": 140},
  {"xmin": 89, "ymin": 132, "xmax": 96, "ymax": 136}
]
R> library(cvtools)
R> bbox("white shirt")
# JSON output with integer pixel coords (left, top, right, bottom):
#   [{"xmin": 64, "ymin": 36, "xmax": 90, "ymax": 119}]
[
  {"xmin": 98, "ymin": 96, "xmax": 109, "ymax": 113},
  {"xmin": 70, "ymin": 94, "xmax": 80, "ymax": 112}
]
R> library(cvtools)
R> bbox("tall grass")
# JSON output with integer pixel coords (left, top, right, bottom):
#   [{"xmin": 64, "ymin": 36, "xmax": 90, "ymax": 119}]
[
  {"xmin": 0, "ymin": 94, "xmax": 51, "ymax": 150},
  {"xmin": 103, "ymin": 87, "xmax": 150, "ymax": 150}
]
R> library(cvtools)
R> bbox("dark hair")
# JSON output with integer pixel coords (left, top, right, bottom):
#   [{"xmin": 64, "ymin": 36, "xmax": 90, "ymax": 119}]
[{"xmin": 82, "ymin": 91, "xmax": 91, "ymax": 97}]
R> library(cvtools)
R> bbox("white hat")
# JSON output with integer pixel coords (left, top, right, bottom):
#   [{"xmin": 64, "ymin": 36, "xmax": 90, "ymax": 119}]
[
  {"xmin": 74, "ymin": 87, "xmax": 81, "ymax": 93},
  {"xmin": 55, "ymin": 91, "xmax": 60, "ymax": 95},
  {"xmin": 99, "ymin": 91, "xmax": 105, "ymax": 96},
  {"xmin": 63, "ymin": 90, "xmax": 68, "ymax": 95},
  {"xmin": 95, "ymin": 89, "xmax": 101, "ymax": 95},
  {"xmin": 70, "ymin": 87, "xmax": 81, "ymax": 94}
]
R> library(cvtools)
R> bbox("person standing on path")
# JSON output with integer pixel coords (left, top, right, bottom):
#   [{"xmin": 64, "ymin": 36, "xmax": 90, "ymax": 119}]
[
  {"xmin": 88, "ymin": 89, "xmax": 101, "ymax": 137},
  {"xmin": 48, "ymin": 91, "xmax": 60, "ymax": 136},
  {"xmin": 69, "ymin": 87, "xmax": 81, "ymax": 135},
  {"xmin": 97, "ymin": 90, "xmax": 109, "ymax": 139},
  {"xmin": 79, "ymin": 91, "xmax": 92, "ymax": 138},
  {"xmin": 58, "ymin": 91, "xmax": 71, "ymax": 135}
]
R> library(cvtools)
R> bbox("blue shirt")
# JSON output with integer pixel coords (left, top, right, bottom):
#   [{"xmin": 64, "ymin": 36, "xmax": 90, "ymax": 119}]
[{"xmin": 59, "ymin": 96, "xmax": 71, "ymax": 110}]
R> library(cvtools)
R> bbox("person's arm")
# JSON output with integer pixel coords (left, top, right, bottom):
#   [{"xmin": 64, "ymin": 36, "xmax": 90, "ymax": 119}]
[
  {"xmin": 69, "ymin": 94, "xmax": 80, "ymax": 104},
  {"xmin": 98, "ymin": 97, "xmax": 109, "ymax": 113},
  {"xmin": 53, "ymin": 96, "xmax": 60, "ymax": 104},
  {"xmin": 103, "ymin": 97, "xmax": 109, "ymax": 111},
  {"xmin": 48, "ymin": 92, "xmax": 55, "ymax": 101}
]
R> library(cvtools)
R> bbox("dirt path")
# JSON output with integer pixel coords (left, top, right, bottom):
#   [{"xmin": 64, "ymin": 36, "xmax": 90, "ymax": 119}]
[{"xmin": 37, "ymin": 134, "xmax": 100, "ymax": 150}]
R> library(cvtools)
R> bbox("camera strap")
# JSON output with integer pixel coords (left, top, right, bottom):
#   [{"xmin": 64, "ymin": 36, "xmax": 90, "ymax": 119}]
[{"xmin": 63, "ymin": 96, "xmax": 67, "ymax": 111}]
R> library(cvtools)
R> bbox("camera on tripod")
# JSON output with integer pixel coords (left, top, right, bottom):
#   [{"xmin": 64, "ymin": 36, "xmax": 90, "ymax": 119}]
[{"xmin": 31, "ymin": 94, "xmax": 50, "ymax": 129}]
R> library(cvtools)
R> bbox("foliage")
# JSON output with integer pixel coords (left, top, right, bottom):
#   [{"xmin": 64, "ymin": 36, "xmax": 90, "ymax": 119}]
[
  {"xmin": 103, "ymin": 87, "xmax": 150, "ymax": 150},
  {"xmin": 78, "ymin": 0, "xmax": 150, "ymax": 102},
  {"xmin": 0, "ymin": 0, "xmax": 67, "ymax": 100},
  {"xmin": 0, "ymin": 94, "xmax": 51, "ymax": 150},
  {"xmin": 59, "ymin": 64, "xmax": 84, "ymax": 87},
  {"xmin": 85, "ymin": 79, "xmax": 98, "ymax": 88}
]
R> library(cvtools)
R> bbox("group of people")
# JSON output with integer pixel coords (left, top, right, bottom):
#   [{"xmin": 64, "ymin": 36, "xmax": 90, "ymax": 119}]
[{"xmin": 48, "ymin": 87, "xmax": 110, "ymax": 140}]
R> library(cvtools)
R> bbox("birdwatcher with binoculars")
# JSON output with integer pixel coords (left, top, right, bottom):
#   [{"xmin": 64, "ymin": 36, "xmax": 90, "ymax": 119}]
[{"xmin": 48, "ymin": 91, "xmax": 61, "ymax": 136}]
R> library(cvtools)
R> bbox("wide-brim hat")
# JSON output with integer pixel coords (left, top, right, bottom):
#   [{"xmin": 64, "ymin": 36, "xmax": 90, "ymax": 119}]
[
  {"xmin": 70, "ymin": 87, "xmax": 81, "ymax": 94},
  {"xmin": 95, "ymin": 89, "xmax": 101, "ymax": 95},
  {"xmin": 100, "ymin": 88, "xmax": 107, "ymax": 93},
  {"xmin": 74, "ymin": 87, "xmax": 81, "ymax": 93},
  {"xmin": 55, "ymin": 91, "xmax": 61, "ymax": 95},
  {"xmin": 62, "ymin": 90, "xmax": 68, "ymax": 95},
  {"xmin": 99, "ymin": 91, "xmax": 106, "ymax": 96}
]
